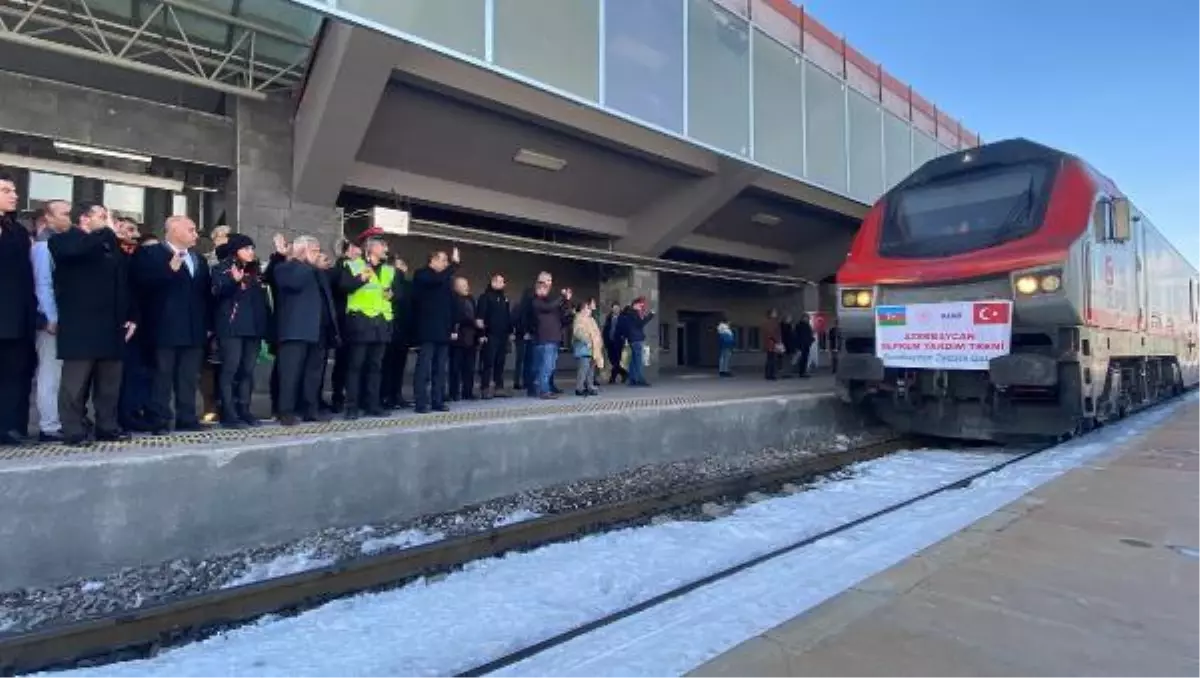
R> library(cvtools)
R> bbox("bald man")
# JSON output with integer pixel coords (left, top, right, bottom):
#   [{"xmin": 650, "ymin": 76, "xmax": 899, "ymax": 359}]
[{"xmin": 132, "ymin": 215, "xmax": 211, "ymax": 433}]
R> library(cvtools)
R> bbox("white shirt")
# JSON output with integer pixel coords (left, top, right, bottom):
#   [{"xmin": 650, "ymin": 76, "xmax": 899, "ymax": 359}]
[{"xmin": 167, "ymin": 242, "xmax": 195, "ymax": 276}]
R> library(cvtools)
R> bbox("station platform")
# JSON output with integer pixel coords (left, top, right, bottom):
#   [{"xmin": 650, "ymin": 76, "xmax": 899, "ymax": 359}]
[
  {"xmin": 691, "ymin": 398, "xmax": 1199, "ymax": 677},
  {"xmin": 0, "ymin": 374, "xmax": 853, "ymax": 591}
]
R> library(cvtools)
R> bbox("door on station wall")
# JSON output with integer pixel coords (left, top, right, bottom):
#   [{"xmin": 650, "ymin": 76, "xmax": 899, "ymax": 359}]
[{"xmin": 677, "ymin": 311, "xmax": 721, "ymax": 368}]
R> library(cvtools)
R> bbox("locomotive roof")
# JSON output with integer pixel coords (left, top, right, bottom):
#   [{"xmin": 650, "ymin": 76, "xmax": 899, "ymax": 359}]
[{"xmin": 893, "ymin": 138, "xmax": 1069, "ymax": 194}]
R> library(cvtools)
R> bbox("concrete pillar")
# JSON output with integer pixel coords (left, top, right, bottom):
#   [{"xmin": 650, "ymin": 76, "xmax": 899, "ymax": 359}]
[
  {"xmin": 230, "ymin": 96, "xmax": 340, "ymax": 249},
  {"xmin": 618, "ymin": 156, "xmax": 761, "ymax": 258},
  {"xmin": 600, "ymin": 266, "xmax": 661, "ymax": 380},
  {"xmin": 292, "ymin": 22, "xmax": 398, "ymax": 206}
]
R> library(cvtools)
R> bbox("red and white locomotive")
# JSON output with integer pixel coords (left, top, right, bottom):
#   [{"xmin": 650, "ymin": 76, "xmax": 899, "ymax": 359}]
[{"xmin": 835, "ymin": 138, "xmax": 1198, "ymax": 440}]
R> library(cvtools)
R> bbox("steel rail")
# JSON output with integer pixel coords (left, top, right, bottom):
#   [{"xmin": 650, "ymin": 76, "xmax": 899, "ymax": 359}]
[
  {"xmin": 455, "ymin": 390, "xmax": 1194, "ymax": 677},
  {"xmin": 0, "ymin": 437, "xmax": 910, "ymax": 676}
]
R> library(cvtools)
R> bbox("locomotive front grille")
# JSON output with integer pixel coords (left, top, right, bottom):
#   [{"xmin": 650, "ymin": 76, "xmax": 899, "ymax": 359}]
[{"xmin": 877, "ymin": 276, "xmax": 1013, "ymax": 305}]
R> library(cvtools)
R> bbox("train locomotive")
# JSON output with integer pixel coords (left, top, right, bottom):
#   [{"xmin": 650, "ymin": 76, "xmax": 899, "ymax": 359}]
[{"xmin": 835, "ymin": 138, "xmax": 1198, "ymax": 441}]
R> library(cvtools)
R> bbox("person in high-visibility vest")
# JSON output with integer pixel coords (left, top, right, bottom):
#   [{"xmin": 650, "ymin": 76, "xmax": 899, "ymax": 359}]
[{"xmin": 336, "ymin": 236, "xmax": 398, "ymax": 418}]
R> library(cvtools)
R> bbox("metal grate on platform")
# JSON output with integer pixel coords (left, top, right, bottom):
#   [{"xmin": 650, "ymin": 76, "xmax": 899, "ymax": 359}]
[{"xmin": 0, "ymin": 388, "xmax": 804, "ymax": 461}]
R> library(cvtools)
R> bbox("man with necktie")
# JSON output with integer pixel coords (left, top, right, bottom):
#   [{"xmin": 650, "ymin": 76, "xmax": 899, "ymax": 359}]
[{"xmin": 132, "ymin": 215, "xmax": 211, "ymax": 433}]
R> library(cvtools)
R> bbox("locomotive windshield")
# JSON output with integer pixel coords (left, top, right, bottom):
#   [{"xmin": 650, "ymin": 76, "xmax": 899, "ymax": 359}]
[{"xmin": 879, "ymin": 163, "xmax": 1052, "ymax": 258}]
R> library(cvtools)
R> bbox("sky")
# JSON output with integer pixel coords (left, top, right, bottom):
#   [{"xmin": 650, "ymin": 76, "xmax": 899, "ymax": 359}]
[{"xmin": 801, "ymin": 0, "xmax": 1199, "ymax": 266}]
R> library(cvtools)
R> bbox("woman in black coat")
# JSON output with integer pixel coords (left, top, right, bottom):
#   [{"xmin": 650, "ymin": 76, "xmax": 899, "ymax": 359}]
[{"xmin": 211, "ymin": 234, "xmax": 270, "ymax": 428}]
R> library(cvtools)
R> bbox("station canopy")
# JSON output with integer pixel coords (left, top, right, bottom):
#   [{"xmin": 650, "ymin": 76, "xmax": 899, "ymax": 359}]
[{"xmin": 0, "ymin": 0, "xmax": 325, "ymax": 99}]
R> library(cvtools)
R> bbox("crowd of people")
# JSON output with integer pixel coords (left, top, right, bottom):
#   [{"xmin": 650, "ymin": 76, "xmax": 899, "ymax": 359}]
[{"xmin": 0, "ymin": 175, "xmax": 661, "ymax": 446}]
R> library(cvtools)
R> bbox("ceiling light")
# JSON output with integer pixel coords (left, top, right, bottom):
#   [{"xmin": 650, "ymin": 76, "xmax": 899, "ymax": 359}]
[
  {"xmin": 185, "ymin": 185, "xmax": 220, "ymax": 193},
  {"xmin": 53, "ymin": 141, "xmax": 151, "ymax": 164},
  {"xmin": 513, "ymin": 148, "xmax": 567, "ymax": 172},
  {"xmin": 751, "ymin": 212, "xmax": 781, "ymax": 226}
]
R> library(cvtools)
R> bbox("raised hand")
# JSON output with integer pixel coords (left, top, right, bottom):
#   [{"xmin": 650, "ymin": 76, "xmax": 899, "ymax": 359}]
[
  {"xmin": 230, "ymin": 266, "xmax": 245, "ymax": 282},
  {"xmin": 450, "ymin": 247, "xmax": 460, "ymax": 264}
]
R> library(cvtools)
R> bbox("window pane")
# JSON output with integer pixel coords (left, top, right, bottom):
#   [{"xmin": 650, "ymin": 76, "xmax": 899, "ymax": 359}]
[
  {"xmin": 913, "ymin": 131, "xmax": 938, "ymax": 169},
  {"xmin": 172, "ymin": 193, "xmax": 189, "ymax": 218},
  {"xmin": 751, "ymin": 29, "xmax": 803, "ymax": 178},
  {"xmin": 804, "ymin": 62, "xmax": 847, "ymax": 193},
  {"xmin": 848, "ymin": 90, "xmax": 883, "ymax": 202},
  {"xmin": 337, "ymin": 0, "xmax": 486, "ymax": 59},
  {"xmin": 603, "ymin": 0, "xmax": 685, "ymax": 133},
  {"xmin": 883, "ymin": 112, "xmax": 911, "ymax": 189},
  {"xmin": 494, "ymin": 0, "xmax": 599, "ymax": 101},
  {"xmin": 27, "ymin": 172, "xmax": 73, "ymax": 210},
  {"xmin": 687, "ymin": 0, "xmax": 750, "ymax": 156},
  {"xmin": 104, "ymin": 183, "xmax": 145, "ymax": 224}
]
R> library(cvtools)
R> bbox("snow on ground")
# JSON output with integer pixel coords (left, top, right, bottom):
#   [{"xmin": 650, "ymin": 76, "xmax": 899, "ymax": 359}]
[
  {"xmin": 498, "ymin": 394, "xmax": 1195, "ymax": 677},
  {"xmin": 360, "ymin": 529, "xmax": 444, "ymax": 556},
  {"xmin": 221, "ymin": 551, "xmax": 336, "ymax": 590},
  {"xmin": 42, "ymin": 395, "xmax": 1190, "ymax": 678},
  {"xmin": 492, "ymin": 509, "xmax": 543, "ymax": 528}
]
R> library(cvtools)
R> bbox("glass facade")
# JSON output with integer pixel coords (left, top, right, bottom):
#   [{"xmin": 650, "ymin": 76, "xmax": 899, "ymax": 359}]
[
  {"xmin": 751, "ymin": 29, "xmax": 803, "ymax": 178},
  {"xmin": 686, "ymin": 0, "xmax": 750, "ymax": 156},
  {"xmin": 306, "ymin": 0, "xmax": 975, "ymax": 205},
  {"xmin": 603, "ymin": 0, "xmax": 685, "ymax": 133},
  {"xmin": 494, "ymin": 0, "xmax": 600, "ymax": 100}
]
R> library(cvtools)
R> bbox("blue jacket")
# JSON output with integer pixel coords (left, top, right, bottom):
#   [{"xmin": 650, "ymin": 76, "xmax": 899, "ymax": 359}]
[
  {"xmin": 718, "ymin": 326, "xmax": 735, "ymax": 349},
  {"xmin": 616, "ymin": 307, "xmax": 654, "ymax": 344}
]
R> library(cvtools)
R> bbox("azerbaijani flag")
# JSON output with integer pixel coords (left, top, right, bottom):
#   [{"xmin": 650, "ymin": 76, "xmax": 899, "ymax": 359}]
[{"xmin": 876, "ymin": 305, "xmax": 907, "ymax": 326}]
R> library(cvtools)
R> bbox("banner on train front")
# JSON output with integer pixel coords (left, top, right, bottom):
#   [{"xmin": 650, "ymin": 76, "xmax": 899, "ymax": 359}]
[{"xmin": 875, "ymin": 300, "xmax": 1013, "ymax": 370}]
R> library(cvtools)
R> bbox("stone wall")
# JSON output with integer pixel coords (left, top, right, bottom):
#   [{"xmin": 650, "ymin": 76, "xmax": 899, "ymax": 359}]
[
  {"xmin": 0, "ymin": 70, "xmax": 234, "ymax": 168},
  {"xmin": 600, "ymin": 266, "xmax": 661, "ymax": 379},
  {"xmin": 230, "ymin": 96, "xmax": 339, "ymax": 248}
]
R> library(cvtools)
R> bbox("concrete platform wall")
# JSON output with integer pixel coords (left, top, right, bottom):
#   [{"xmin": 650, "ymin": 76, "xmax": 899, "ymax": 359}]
[{"xmin": 0, "ymin": 393, "xmax": 861, "ymax": 591}]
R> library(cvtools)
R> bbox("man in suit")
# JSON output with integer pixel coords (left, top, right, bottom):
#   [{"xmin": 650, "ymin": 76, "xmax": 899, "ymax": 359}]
[
  {"xmin": 133, "ymin": 215, "xmax": 210, "ymax": 433},
  {"xmin": 272, "ymin": 236, "xmax": 339, "ymax": 425},
  {"xmin": 0, "ymin": 173, "xmax": 35, "ymax": 446},
  {"xmin": 49, "ymin": 202, "xmax": 138, "ymax": 446},
  {"xmin": 411, "ymin": 247, "xmax": 460, "ymax": 414}
]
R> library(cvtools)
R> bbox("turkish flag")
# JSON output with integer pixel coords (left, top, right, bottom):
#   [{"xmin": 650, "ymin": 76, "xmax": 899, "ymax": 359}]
[{"xmin": 973, "ymin": 302, "xmax": 1011, "ymax": 325}]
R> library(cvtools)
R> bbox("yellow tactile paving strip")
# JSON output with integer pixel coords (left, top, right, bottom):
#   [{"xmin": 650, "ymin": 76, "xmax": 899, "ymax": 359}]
[{"xmin": 0, "ymin": 387, "xmax": 817, "ymax": 462}]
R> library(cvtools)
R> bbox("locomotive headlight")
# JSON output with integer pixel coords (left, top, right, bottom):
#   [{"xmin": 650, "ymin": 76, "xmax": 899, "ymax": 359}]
[
  {"xmin": 1012, "ymin": 269, "xmax": 1064, "ymax": 296},
  {"xmin": 840, "ymin": 289, "xmax": 874, "ymax": 308},
  {"xmin": 1015, "ymin": 275, "xmax": 1040, "ymax": 295}
]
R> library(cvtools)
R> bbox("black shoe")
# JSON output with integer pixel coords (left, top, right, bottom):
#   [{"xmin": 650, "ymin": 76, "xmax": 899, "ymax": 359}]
[
  {"xmin": 278, "ymin": 414, "xmax": 299, "ymax": 427},
  {"xmin": 344, "ymin": 409, "xmax": 361, "ymax": 421},
  {"xmin": 0, "ymin": 430, "xmax": 24, "ymax": 446},
  {"xmin": 95, "ymin": 429, "xmax": 132, "ymax": 442},
  {"xmin": 366, "ymin": 408, "xmax": 387, "ymax": 418},
  {"xmin": 38, "ymin": 431, "xmax": 64, "ymax": 444},
  {"xmin": 414, "ymin": 406, "xmax": 430, "ymax": 414},
  {"xmin": 220, "ymin": 419, "xmax": 248, "ymax": 430},
  {"xmin": 238, "ymin": 412, "xmax": 260, "ymax": 427},
  {"xmin": 575, "ymin": 390, "xmax": 587, "ymax": 397},
  {"xmin": 329, "ymin": 402, "xmax": 344, "ymax": 414},
  {"xmin": 63, "ymin": 434, "xmax": 91, "ymax": 447},
  {"xmin": 175, "ymin": 420, "xmax": 203, "ymax": 433},
  {"xmin": 433, "ymin": 404, "xmax": 450, "ymax": 412},
  {"xmin": 586, "ymin": 389, "xmax": 601, "ymax": 396},
  {"xmin": 302, "ymin": 411, "xmax": 331, "ymax": 423}
]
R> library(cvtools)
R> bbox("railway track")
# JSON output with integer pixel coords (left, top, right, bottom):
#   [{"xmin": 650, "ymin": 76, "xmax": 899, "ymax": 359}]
[
  {"xmin": 452, "ymin": 390, "xmax": 1192, "ymax": 677},
  {"xmin": 0, "ymin": 436, "xmax": 913, "ymax": 676}
]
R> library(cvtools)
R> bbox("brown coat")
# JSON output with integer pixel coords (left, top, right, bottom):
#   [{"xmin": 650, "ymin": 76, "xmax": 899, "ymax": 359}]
[
  {"xmin": 573, "ymin": 312, "xmax": 606, "ymax": 370},
  {"xmin": 762, "ymin": 318, "xmax": 783, "ymax": 353}
]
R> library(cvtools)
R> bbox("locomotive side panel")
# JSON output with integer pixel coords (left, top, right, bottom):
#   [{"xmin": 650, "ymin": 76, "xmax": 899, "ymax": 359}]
[{"xmin": 1139, "ymin": 213, "xmax": 1200, "ymax": 384}]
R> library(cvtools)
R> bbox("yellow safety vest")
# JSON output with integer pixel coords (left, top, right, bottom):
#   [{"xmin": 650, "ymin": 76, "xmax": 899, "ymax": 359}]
[{"xmin": 344, "ymin": 258, "xmax": 395, "ymax": 321}]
